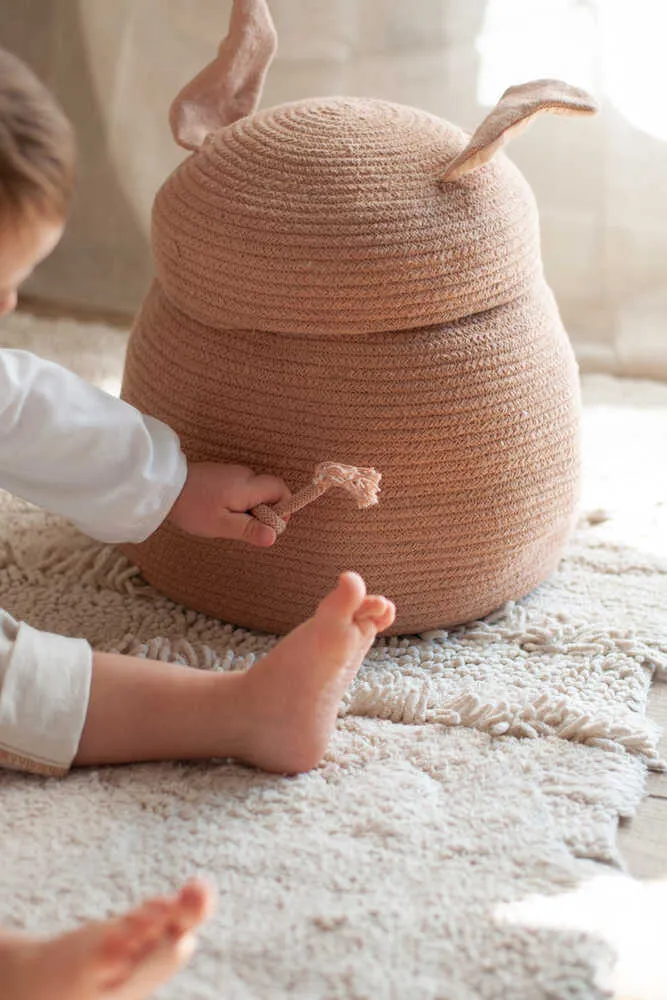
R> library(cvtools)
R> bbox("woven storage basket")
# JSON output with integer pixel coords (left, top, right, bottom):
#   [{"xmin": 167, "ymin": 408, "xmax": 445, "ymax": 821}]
[{"xmin": 120, "ymin": 83, "xmax": 589, "ymax": 635}]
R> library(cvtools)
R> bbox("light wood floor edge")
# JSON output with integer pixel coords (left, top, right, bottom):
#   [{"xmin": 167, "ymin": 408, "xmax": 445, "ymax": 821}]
[{"xmin": 617, "ymin": 681, "xmax": 667, "ymax": 877}]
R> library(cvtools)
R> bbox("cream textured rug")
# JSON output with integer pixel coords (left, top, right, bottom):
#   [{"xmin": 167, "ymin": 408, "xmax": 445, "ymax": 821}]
[{"xmin": 1, "ymin": 312, "xmax": 666, "ymax": 999}]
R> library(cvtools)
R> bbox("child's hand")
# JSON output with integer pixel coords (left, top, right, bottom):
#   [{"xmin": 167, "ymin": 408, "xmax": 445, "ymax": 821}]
[{"xmin": 168, "ymin": 462, "xmax": 291, "ymax": 547}]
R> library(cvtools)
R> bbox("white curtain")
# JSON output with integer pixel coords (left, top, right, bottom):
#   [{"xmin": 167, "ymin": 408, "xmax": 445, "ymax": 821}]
[{"xmin": 8, "ymin": 0, "xmax": 667, "ymax": 378}]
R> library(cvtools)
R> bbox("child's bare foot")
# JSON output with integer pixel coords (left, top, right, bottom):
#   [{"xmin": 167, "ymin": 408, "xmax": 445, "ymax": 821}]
[
  {"xmin": 234, "ymin": 571, "xmax": 395, "ymax": 773},
  {"xmin": 75, "ymin": 573, "xmax": 394, "ymax": 771},
  {"xmin": 0, "ymin": 879, "xmax": 214, "ymax": 1000}
]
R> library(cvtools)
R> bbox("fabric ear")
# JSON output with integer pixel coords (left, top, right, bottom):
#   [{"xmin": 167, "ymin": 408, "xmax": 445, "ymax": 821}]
[
  {"xmin": 440, "ymin": 79, "xmax": 597, "ymax": 183},
  {"xmin": 169, "ymin": 0, "xmax": 277, "ymax": 152}
]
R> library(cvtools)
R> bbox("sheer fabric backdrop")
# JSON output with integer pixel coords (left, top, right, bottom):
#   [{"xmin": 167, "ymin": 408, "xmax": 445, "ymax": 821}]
[{"xmin": 3, "ymin": 0, "xmax": 665, "ymax": 377}]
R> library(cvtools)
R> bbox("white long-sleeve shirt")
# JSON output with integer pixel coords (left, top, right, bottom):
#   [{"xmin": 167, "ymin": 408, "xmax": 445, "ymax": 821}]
[
  {"xmin": 0, "ymin": 348, "xmax": 188, "ymax": 776},
  {"xmin": 0, "ymin": 349, "xmax": 187, "ymax": 542}
]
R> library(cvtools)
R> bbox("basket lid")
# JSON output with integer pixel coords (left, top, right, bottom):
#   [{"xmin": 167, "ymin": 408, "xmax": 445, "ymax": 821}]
[{"xmin": 153, "ymin": 95, "xmax": 541, "ymax": 335}]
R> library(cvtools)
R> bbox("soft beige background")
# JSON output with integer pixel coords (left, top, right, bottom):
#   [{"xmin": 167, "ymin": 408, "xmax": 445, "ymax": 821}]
[{"xmin": 2, "ymin": 0, "xmax": 666, "ymax": 377}]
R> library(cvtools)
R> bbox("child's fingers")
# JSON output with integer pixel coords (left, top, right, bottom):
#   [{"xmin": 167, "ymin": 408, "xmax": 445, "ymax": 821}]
[
  {"xmin": 239, "ymin": 474, "xmax": 291, "ymax": 512},
  {"xmin": 219, "ymin": 511, "xmax": 277, "ymax": 547}
]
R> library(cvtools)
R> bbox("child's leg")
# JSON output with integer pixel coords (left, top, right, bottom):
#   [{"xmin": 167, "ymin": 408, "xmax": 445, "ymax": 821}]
[
  {"xmin": 0, "ymin": 878, "xmax": 214, "ymax": 1000},
  {"xmin": 75, "ymin": 572, "xmax": 395, "ymax": 773}
]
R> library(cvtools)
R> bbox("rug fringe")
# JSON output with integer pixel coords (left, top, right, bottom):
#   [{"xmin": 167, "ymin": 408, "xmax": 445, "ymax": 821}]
[
  {"xmin": 29, "ymin": 541, "xmax": 666, "ymax": 765},
  {"xmin": 108, "ymin": 621, "xmax": 665, "ymax": 766}
]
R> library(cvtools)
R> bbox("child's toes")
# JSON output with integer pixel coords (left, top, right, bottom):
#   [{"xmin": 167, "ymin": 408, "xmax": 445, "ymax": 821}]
[
  {"xmin": 376, "ymin": 598, "xmax": 396, "ymax": 632},
  {"xmin": 317, "ymin": 571, "xmax": 367, "ymax": 622},
  {"xmin": 167, "ymin": 880, "xmax": 216, "ymax": 939},
  {"xmin": 98, "ymin": 897, "xmax": 175, "ymax": 984},
  {"xmin": 107, "ymin": 932, "xmax": 198, "ymax": 999},
  {"xmin": 123, "ymin": 901, "xmax": 172, "ymax": 952},
  {"xmin": 355, "ymin": 595, "xmax": 395, "ymax": 632}
]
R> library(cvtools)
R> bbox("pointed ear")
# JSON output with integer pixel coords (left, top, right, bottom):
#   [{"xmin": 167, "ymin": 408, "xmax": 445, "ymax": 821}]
[
  {"xmin": 169, "ymin": 0, "xmax": 277, "ymax": 152},
  {"xmin": 440, "ymin": 79, "xmax": 597, "ymax": 183}
]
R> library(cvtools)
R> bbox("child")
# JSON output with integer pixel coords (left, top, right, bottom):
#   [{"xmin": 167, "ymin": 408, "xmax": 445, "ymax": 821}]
[{"xmin": 0, "ymin": 47, "xmax": 395, "ymax": 998}]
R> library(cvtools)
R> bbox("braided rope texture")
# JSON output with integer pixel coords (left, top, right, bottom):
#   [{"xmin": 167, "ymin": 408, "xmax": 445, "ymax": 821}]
[
  {"xmin": 120, "ymin": 97, "xmax": 580, "ymax": 635},
  {"xmin": 253, "ymin": 463, "xmax": 381, "ymax": 534}
]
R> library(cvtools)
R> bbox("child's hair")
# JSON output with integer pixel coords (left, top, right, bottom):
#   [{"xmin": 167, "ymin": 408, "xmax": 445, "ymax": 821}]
[{"xmin": 0, "ymin": 47, "xmax": 75, "ymax": 226}]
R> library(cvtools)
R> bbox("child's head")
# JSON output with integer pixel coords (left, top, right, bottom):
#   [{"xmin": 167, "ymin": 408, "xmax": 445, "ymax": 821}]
[{"xmin": 0, "ymin": 48, "xmax": 75, "ymax": 316}]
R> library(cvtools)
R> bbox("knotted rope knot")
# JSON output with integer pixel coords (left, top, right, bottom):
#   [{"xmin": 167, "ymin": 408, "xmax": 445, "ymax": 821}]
[
  {"xmin": 252, "ymin": 462, "xmax": 381, "ymax": 537},
  {"xmin": 311, "ymin": 462, "xmax": 381, "ymax": 507}
]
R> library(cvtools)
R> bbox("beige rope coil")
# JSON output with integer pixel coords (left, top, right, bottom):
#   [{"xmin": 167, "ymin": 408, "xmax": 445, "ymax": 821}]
[{"xmin": 252, "ymin": 462, "xmax": 381, "ymax": 537}]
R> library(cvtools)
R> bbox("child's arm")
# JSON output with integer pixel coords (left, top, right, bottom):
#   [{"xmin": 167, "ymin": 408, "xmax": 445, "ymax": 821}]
[
  {"xmin": 0, "ymin": 349, "xmax": 288, "ymax": 546},
  {"xmin": 0, "ymin": 348, "xmax": 186, "ymax": 542}
]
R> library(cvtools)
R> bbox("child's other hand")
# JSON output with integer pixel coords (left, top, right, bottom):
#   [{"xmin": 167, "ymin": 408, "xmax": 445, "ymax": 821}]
[{"xmin": 168, "ymin": 462, "xmax": 291, "ymax": 547}]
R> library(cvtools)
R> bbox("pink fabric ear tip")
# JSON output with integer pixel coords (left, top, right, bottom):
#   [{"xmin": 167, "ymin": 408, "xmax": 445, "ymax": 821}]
[{"xmin": 169, "ymin": 0, "xmax": 277, "ymax": 150}]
